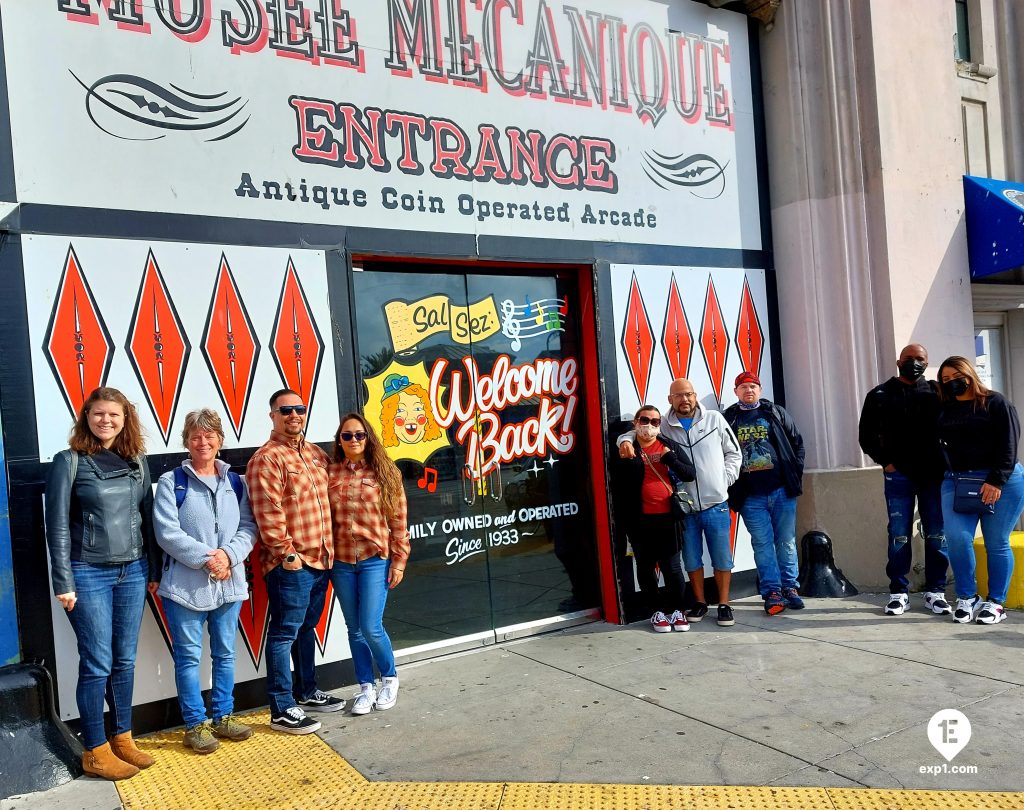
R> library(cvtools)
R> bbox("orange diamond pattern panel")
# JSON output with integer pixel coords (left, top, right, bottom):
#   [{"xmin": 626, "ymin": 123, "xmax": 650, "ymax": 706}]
[
  {"xmin": 699, "ymin": 278, "xmax": 730, "ymax": 404},
  {"xmin": 238, "ymin": 555, "xmax": 271, "ymax": 668},
  {"xmin": 202, "ymin": 254, "xmax": 260, "ymax": 440},
  {"xmin": 661, "ymin": 275, "xmax": 692, "ymax": 381},
  {"xmin": 126, "ymin": 250, "xmax": 190, "ymax": 445},
  {"xmin": 43, "ymin": 245, "xmax": 114, "ymax": 417},
  {"xmin": 734, "ymin": 278, "xmax": 764, "ymax": 377},
  {"xmin": 270, "ymin": 259, "xmax": 325, "ymax": 415},
  {"xmin": 620, "ymin": 273, "xmax": 655, "ymax": 404}
]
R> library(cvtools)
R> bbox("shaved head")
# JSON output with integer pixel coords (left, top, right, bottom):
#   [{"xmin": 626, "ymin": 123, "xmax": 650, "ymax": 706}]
[{"xmin": 898, "ymin": 344, "xmax": 928, "ymax": 364}]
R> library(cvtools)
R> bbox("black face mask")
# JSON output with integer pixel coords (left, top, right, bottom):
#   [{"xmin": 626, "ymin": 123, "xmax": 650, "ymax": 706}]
[
  {"xmin": 942, "ymin": 378, "xmax": 970, "ymax": 397},
  {"xmin": 898, "ymin": 359, "xmax": 927, "ymax": 381}
]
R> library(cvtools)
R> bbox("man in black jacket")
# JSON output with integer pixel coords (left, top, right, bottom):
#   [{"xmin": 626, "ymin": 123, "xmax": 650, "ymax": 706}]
[
  {"xmin": 723, "ymin": 372, "xmax": 805, "ymax": 615},
  {"xmin": 858, "ymin": 343, "xmax": 949, "ymax": 616}
]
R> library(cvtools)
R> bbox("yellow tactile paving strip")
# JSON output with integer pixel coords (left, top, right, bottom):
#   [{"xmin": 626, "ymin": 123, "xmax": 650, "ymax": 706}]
[{"xmin": 117, "ymin": 711, "xmax": 1024, "ymax": 810}]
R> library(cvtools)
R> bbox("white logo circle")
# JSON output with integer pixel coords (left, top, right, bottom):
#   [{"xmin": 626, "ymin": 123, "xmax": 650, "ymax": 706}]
[{"xmin": 927, "ymin": 709, "xmax": 971, "ymax": 762}]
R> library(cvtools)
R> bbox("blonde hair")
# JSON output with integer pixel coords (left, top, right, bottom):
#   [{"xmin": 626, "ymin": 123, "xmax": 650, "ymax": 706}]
[
  {"xmin": 69, "ymin": 387, "xmax": 146, "ymax": 458},
  {"xmin": 181, "ymin": 408, "xmax": 226, "ymax": 448}
]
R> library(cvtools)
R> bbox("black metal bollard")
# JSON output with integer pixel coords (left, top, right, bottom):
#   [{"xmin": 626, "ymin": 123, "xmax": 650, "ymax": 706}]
[{"xmin": 798, "ymin": 531, "xmax": 859, "ymax": 597}]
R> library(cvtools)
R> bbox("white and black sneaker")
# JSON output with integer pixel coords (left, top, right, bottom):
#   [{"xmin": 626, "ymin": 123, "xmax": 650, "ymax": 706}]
[
  {"xmin": 350, "ymin": 683, "xmax": 377, "ymax": 716},
  {"xmin": 923, "ymin": 592, "xmax": 952, "ymax": 615},
  {"xmin": 296, "ymin": 689, "xmax": 345, "ymax": 713},
  {"xmin": 270, "ymin": 707, "xmax": 321, "ymax": 735},
  {"xmin": 884, "ymin": 593, "xmax": 909, "ymax": 615},
  {"xmin": 976, "ymin": 601, "xmax": 1007, "ymax": 625},
  {"xmin": 952, "ymin": 595, "xmax": 982, "ymax": 624},
  {"xmin": 375, "ymin": 677, "xmax": 400, "ymax": 711}
]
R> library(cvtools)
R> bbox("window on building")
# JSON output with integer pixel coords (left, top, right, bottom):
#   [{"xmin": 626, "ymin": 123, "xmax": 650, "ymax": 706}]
[{"xmin": 954, "ymin": 0, "xmax": 972, "ymax": 62}]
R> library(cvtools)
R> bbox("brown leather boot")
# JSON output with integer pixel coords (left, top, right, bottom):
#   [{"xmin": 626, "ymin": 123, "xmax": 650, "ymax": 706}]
[
  {"xmin": 82, "ymin": 742, "xmax": 140, "ymax": 781},
  {"xmin": 110, "ymin": 731, "xmax": 155, "ymax": 769}
]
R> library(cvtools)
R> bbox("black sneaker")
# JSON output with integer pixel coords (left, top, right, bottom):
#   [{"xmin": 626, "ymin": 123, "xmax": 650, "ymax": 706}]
[
  {"xmin": 717, "ymin": 604, "xmax": 735, "ymax": 626},
  {"xmin": 685, "ymin": 602, "xmax": 709, "ymax": 622},
  {"xmin": 270, "ymin": 707, "xmax": 321, "ymax": 735},
  {"xmin": 296, "ymin": 689, "xmax": 345, "ymax": 713}
]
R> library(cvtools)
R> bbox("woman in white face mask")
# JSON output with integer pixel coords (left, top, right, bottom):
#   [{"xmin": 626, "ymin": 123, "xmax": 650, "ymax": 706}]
[{"xmin": 615, "ymin": 405, "xmax": 696, "ymax": 633}]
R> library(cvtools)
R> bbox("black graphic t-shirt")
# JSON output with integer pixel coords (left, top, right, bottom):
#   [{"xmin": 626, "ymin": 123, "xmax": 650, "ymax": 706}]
[{"xmin": 733, "ymin": 407, "xmax": 783, "ymax": 495}]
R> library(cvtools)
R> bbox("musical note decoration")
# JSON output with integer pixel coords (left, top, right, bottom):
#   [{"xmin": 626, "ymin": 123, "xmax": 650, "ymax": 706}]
[
  {"xmin": 500, "ymin": 295, "xmax": 568, "ymax": 349},
  {"xmin": 417, "ymin": 466, "xmax": 438, "ymax": 493}
]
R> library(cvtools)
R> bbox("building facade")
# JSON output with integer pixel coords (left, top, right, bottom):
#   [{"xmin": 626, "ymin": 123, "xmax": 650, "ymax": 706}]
[{"xmin": 0, "ymin": 0, "xmax": 1020, "ymax": 731}]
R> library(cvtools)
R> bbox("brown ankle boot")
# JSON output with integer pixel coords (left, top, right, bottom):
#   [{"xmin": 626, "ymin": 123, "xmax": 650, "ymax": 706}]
[
  {"xmin": 110, "ymin": 731, "xmax": 155, "ymax": 769},
  {"xmin": 82, "ymin": 742, "xmax": 140, "ymax": 781}
]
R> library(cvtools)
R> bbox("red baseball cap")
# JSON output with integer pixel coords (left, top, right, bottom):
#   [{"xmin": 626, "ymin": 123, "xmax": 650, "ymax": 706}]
[{"xmin": 735, "ymin": 371, "xmax": 761, "ymax": 387}]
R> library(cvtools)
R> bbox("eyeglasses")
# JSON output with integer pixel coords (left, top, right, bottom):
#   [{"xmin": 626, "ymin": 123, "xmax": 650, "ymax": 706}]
[
  {"xmin": 637, "ymin": 416, "xmax": 661, "ymax": 427},
  {"xmin": 275, "ymin": 405, "xmax": 307, "ymax": 416},
  {"xmin": 339, "ymin": 431, "xmax": 367, "ymax": 442}
]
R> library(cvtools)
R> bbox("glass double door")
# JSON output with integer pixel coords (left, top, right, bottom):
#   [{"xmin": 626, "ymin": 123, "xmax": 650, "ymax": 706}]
[{"xmin": 352, "ymin": 265, "xmax": 600, "ymax": 650}]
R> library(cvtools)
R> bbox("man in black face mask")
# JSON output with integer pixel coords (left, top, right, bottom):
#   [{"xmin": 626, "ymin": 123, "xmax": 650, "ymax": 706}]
[{"xmin": 859, "ymin": 344, "xmax": 949, "ymax": 617}]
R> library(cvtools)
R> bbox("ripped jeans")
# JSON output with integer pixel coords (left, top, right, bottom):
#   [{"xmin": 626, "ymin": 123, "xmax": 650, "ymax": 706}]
[{"xmin": 883, "ymin": 471, "xmax": 947, "ymax": 593}]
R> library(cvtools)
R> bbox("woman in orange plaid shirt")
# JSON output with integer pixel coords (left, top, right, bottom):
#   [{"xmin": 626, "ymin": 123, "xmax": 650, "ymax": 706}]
[{"xmin": 328, "ymin": 412, "xmax": 410, "ymax": 715}]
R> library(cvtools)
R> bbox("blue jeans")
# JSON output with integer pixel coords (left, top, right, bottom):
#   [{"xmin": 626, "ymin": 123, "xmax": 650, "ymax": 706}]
[
  {"xmin": 264, "ymin": 564, "xmax": 329, "ymax": 716},
  {"xmin": 163, "ymin": 598, "xmax": 244, "ymax": 728},
  {"xmin": 330, "ymin": 557, "xmax": 396, "ymax": 684},
  {"xmin": 883, "ymin": 470, "xmax": 947, "ymax": 593},
  {"xmin": 740, "ymin": 487, "xmax": 799, "ymax": 596},
  {"xmin": 65, "ymin": 558, "xmax": 147, "ymax": 750},
  {"xmin": 681, "ymin": 501, "xmax": 734, "ymax": 572},
  {"xmin": 942, "ymin": 464, "xmax": 1024, "ymax": 603}
]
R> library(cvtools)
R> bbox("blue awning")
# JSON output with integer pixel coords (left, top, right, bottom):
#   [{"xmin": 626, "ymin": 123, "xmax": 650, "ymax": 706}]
[{"xmin": 963, "ymin": 175, "xmax": 1024, "ymax": 278}]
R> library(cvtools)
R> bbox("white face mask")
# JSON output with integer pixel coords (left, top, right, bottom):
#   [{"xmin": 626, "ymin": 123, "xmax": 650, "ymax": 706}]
[{"xmin": 637, "ymin": 424, "xmax": 659, "ymax": 441}]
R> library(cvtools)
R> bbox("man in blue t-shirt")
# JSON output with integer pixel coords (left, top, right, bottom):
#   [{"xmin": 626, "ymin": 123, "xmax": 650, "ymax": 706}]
[{"xmin": 723, "ymin": 372, "xmax": 806, "ymax": 615}]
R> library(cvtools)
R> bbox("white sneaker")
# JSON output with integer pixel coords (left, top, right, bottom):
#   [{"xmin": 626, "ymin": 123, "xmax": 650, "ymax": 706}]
[
  {"xmin": 668, "ymin": 610, "xmax": 690, "ymax": 632},
  {"xmin": 351, "ymin": 683, "xmax": 377, "ymax": 715},
  {"xmin": 976, "ymin": 601, "xmax": 1007, "ymax": 625},
  {"xmin": 923, "ymin": 592, "xmax": 952, "ymax": 615},
  {"xmin": 884, "ymin": 593, "xmax": 909, "ymax": 615},
  {"xmin": 650, "ymin": 611, "xmax": 672, "ymax": 633},
  {"xmin": 953, "ymin": 595, "xmax": 982, "ymax": 624},
  {"xmin": 376, "ymin": 677, "xmax": 399, "ymax": 711}
]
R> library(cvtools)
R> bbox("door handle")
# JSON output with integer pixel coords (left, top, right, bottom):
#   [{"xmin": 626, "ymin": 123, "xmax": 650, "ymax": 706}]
[
  {"xmin": 489, "ymin": 464, "xmax": 503, "ymax": 502},
  {"xmin": 462, "ymin": 463, "xmax": 477, "ymax": 505}
]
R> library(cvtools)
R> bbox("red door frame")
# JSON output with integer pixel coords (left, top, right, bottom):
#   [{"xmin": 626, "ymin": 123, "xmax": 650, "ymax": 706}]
[{"xmin": 352, "ymin": 254, "xmax": 620, "ymax": 624}]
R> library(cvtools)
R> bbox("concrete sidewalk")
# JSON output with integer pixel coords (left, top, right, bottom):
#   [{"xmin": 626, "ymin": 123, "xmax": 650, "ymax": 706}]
[{"xmin": 6, "ymin": 593, "xmax": 1024, "ymax": 808}]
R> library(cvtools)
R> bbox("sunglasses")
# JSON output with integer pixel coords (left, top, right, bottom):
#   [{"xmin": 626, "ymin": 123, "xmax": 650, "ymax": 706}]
[
  {"xmin": 637, "ymin": 416, "xmax": 661, "ymax": 427},
  {"xmin": 276, "ymin": 405, "xmax": 307, "ymax": 416},
  {"xmin": 339, "ymin": 431, "xmax": 367, "ymax": 442}
]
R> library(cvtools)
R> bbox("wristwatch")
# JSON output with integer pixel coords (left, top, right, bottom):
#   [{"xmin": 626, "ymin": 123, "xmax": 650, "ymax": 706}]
[{"xmin": 284, "ymin": 553, "xmax": 298, "ymax": 564}]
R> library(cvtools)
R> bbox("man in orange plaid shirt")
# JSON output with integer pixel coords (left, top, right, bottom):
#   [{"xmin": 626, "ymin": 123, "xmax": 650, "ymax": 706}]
[{"xmin": 247, "ymin": 389, "xmax": 344, "ymax": 734}]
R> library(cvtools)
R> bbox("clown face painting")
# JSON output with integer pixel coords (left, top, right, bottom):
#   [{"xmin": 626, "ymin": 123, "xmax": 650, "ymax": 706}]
[{"xmin": 380, "ymin": 374, "xmax": 441, "ymax": 448}]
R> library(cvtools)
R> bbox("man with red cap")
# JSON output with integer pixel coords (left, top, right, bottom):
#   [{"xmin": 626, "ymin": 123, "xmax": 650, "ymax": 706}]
[{"xmin": 723, "ymin": 372, "xmax": 806, "ymax": 615}]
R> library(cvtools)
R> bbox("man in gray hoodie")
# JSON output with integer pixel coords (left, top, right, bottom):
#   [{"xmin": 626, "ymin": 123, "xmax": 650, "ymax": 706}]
[{"xmin": 619, "ymin": 378, "xmax": 742, "ymax": 625}]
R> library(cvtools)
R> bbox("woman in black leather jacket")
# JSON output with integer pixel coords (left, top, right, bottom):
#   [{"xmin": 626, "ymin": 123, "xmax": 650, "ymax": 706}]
[
  {"xmin": 44, "ymin": 387, "xmax": 160, "ymax": 780},
  {"xmin": 615, "ymin": 405, "xmax": 696, "ymax": 633}
]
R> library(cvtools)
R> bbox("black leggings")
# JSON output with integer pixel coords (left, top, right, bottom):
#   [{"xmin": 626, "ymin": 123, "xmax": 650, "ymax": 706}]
[{"xmin": 631, "ymin": 512, "xmax": 687, "ymax": 616}]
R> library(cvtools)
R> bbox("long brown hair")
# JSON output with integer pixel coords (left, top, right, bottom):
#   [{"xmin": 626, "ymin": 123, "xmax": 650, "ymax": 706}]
[
  {"xmin": 334, "ymin": 413, "xmax": 405, "ymax": 520},
  {"xmin": 937, "ymin": 356, "xmax": 990, "ymax": 408},
  {"xmin": 69, "ymin": 387, "xmax": 146, "ymax": 458}
]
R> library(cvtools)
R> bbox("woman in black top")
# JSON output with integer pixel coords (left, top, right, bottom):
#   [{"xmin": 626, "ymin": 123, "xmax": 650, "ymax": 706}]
[
  {"xmin": 615, "ymin": 405, "xmax": 696, "ymax": 632},
  {"xmin": 44, "ymin": 387, "xmax": 160, "ymax": 779},
  {"xmin": 937, "ymin": 356, "xmax": 1024, "ymax": 626}
]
